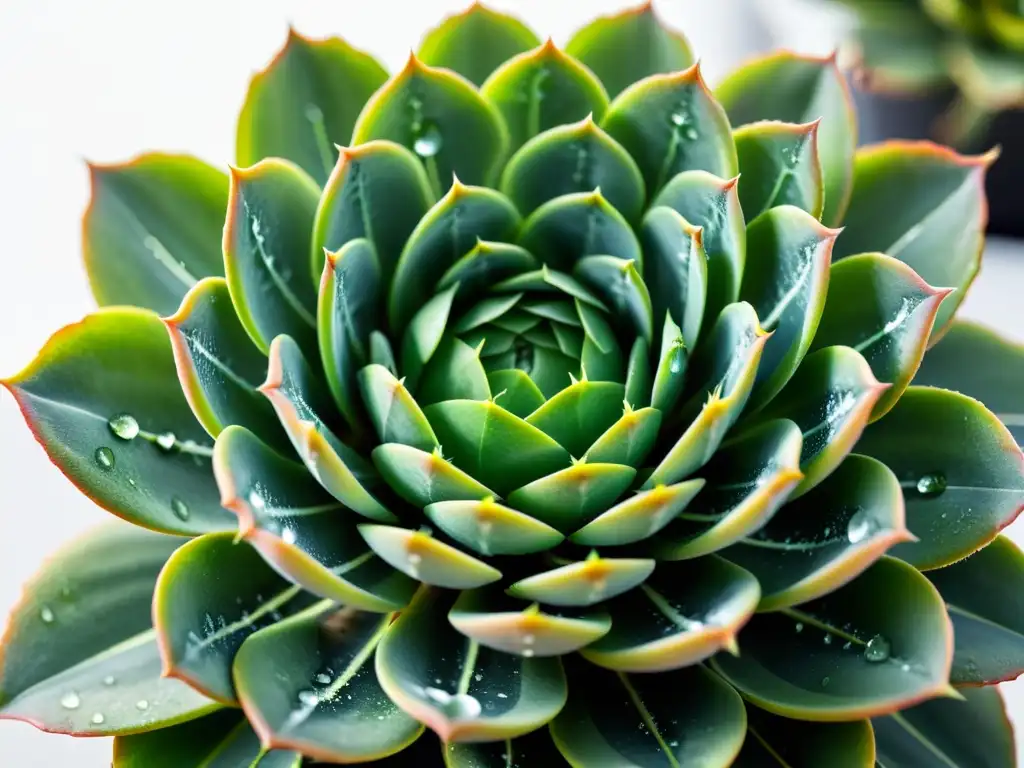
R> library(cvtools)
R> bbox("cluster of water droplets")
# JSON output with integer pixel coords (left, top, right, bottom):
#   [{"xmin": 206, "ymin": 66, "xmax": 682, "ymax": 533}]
[{"xmin": 408, "ymin": 95, "xmax": 443, "ymax": 159}]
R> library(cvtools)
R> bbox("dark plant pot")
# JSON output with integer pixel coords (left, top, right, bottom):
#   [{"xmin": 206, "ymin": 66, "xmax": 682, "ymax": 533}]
[{"xmin": 850, "ymin": 82, "xmax": 1024, "ymax": 238}]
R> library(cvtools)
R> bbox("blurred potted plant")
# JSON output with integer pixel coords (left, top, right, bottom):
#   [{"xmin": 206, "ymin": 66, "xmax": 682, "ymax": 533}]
[{"xmin": 828, "ymin": 0, "xmax": 1024, "ymax": 237}]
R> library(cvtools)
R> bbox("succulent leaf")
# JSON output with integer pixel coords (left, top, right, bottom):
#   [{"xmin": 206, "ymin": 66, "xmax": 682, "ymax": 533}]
[
  {"xmin": 84, "ymin": 154, "xmax": 229, "ymax": 315},
  {"xmin": 712, "ymin": 557, "xmax": 954, "ymax": 722},
  {"xmin": 236, "ymin": 30, "xmax": 388, "ymax": 185},
  {"xmin": 2, "ymin": 308, "xmax": 233, "ymax": 535},
  {"xmin": 418, "ymin": 3, "xmax": 541, "ymax": 87},
  {"xmin": 641, "ymin": 206, "xmax": 708, "ymax": 350},
  {"xmin": 733, "ymin": 119, "xmax": 825, "ymax": 221},
  {"xmin": 857, "ymin": 387, "xmax": 1024, "ymax": 570},
  {"xmin": 733, "ymin": 707, "xmax": 875, "ymax": 767},
  {"xmin": 0, "ymin": 522, "xmax": 218, "ymax": 735},
  {"xmin": 481, "ymin": 40, "xmax": 610, "ymax": 153},
  {"xmin": 831, "ymin": 143, "xmax": 993, "ymax": 341},
  {"xmin": 716, "ymin": 52, "xmax": 857, "ymax": 227},
  {"xmin": 565, "ymin": 2, "xmax": 695, "ymax": 99}
]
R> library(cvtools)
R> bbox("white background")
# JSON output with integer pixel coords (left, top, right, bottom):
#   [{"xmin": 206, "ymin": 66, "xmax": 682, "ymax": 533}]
[{"xmin": 1, "ymin": 0, "xmax": 1022, "ymax": 764}]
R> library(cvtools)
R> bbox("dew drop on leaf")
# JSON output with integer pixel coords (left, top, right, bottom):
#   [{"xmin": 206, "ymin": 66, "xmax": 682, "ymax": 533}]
[
  {"xmin": 94, "ymin": 447, "xmax": 115, "ymax": 471},
  {"xmin": 108, "ymin": 414, "xmax": 139, "ymax": 441},
  {"xmin": 846, "ymin": 510, "xmax": 877, "ymax": 544},
  {"xmin": 103, "ymin": 676, "xmax": 116, "ymax": 687},
  {"xmin": 60, "ymin": 692, "xmax": 81, "ymax": 710},
  {"xmin": 864, "ymin": 634, "xmax": 891, "ymax": 663},
  {"xmin": 39, "ymin": 606, "xmax": 55, "ymax": 624},
  {"xmin": 315, "ymin": 673, "xmax": 331, "ymax": 685},
  {"xmin": 135, "ymin": 699, "xmax": 149, "ymax": 711},
  {"xmin": 424, "ymin": 687, "xmax": 482, "ymax": 720},
  {"xmin": 170, "ymin": 497, "xmax": 190, "ymax": 522},
  {"xmin": 297, "ymin": 690, "xmax": 320, "ymax": 707},
  {"xmin": 794, "ymin": 622, "xmax": 804, "ymax": 633},
  {"xmin": 156, "ymin": 431, "xmax": 177, "ymax": 452},
  {"xmin": 414, "ymin": 124, "xmax": 443, "ymax": 158},
  {"xmin": 916, "ymin": 473, "xmax": 947, "ymax": 498},
  {"xmin": 820, "ymin": 676, "xmax": 830, "ymax": 688},
  {"xmin": 91, "ymin": 713, "xmax": 105, "ymax": 725}
]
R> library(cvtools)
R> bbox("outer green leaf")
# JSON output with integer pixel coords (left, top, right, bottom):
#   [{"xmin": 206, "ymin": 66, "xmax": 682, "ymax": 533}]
[
  {"xmin": 501, "ymin": 115, "xmax": 644, "ymax": 222},
  {"xmin": 375, "ymin": 588, "xmax": 568, "ymax": 743},
  {"xmin": 712, "ymin": 557, "xmax": 954, "ymax": 722},
  {"xmin": 525, "ymin": 379, "xmax": 626, "ymax": 457},
  {"xmin": 224, "ymin": 160, "xmax": 321, "ymax": 359},
  {"xmin": 581, "ymin": 557, "xmax": 759, "ymax": 672},
  {"xmin": 734, "ymin": 707, "xmax": 875, "ymax": 768},
  {"xmin": 723, "ymin": 454, "xmax": 913, "ymax": 612},
  {"xmin": 424, "ymin": 399, "xmax": 571, "ymax": 496},
  {"xmin": 653, "ymin": 420, "xmax": 804, "ymax": 560},
  {"xmin": 872, "ymin": 686, "xmax": 1015, "ymax": 768},
  {"xmin": 234, "ymin": 603, "xmax": 422, "ymax": 763},
  {"xmin": 418, "ymin": 3, "xmax": 540, "ymax": 87},
  {"xmin": 358, "ymin": 363, "xmax": 439, "ymax": 452},
  {"xmin": 2, "ymin": 308, "xmax": 233, "ymax": 535},
  {"xmin": 813, "ymin": 252, "xmax": 951, "ymax": 420},
  {"xmin": 83, "ymin": 153, "xmax": 228, "ymax": 315},
  {"xmin": 518, "ymin": 190, "xmax": 641, "ymax": 273},
  {"xmin": 262, "ymin": 336, "xmax": 397, "ymax": 523},
  {"xmin": 446, "ymin": 727, "xmax": 564, "ymax": 768},
  {"xmin": 752, "ymin": 345, "xmax": 887, "ymax": 497},
  {"xmin": 653, "ymin": 171, "xmax": 745, "ymax": 328},
  {"xmin": 213, "ymin": 426, "xmax": 416, "ymax": 611},
  {"xmin": 831, "ymin": 143, "xmax": 994, "ymax": 340},
  {"xmin": 740, "ymin": 205, "xmax": 838, "ymax": 410},
  {"xmin": 372, "ymin": 443, "xmax": 495, "ymax": 506},
  {"xmin": 565, "ymin": 2, "xmax": 695, "ymax": 99},
  {"xmin": 550, "ymin": 659, "xmax": 746, "ymax": 768},
  {"xmin": 857, "ymin": 386, "xmax": 1024, "ymax": 570},
  {"xmin": 716, "ymin": 51, "xmax": 856, "ymax": 226},
  {"xmin": 165, "ymin": 277, "xmax": 289, "ymax": 451},
  {"xmin": 352, "ymin": 55, "xmax": 509, "ymax": 194},
  {"xmin": 113, "ymin": 710, "xmax": 302, "ymax": 768},
  {"xmin": 506, "ymin": 554, "xmax": 655, "ymax": 607},
  {"xmin": 153, "ymin": 532, "xmax": 310, "ymax": 704},
  {"xmin": 316, "ymin": 237, "xmax": 378, "ymax": 435},
  {"xmin": 915, "ymin": 319, "xmax": 1024, "ymax": 446},
  {"xmin": 927, "ymin": 535, "xmax": 1024, "ymax": 686},
  {"xmin": 506, "ymin": 462, "xmax": 637, "ymax": 533},
  {"xmin": 424, "ymin": 497, "xmax": 564, "ymax": 556},
  {"xmin": 584, "ymin": 405, "xmax": 662, "ymax": 467},
  {"xmin": 0, "ymin": 521, "xmax": 217, "ymax": 736},
  {"xmin": 602, "ymin": 63, "xmax": 738, "ymax": 196},
  {"xmin": 358, "ymin": 525, "xmax": 502, "ymax": 589},
  {"xmin": 733, "ymin": 119, "xmax": 824, "ymax": 221},
  {"xmin": 571, "ymin": 478, "xmax": 705, "ymax": 547},
  {"xmin": 236, "ymin": 30, "xmax": 388, "ymax": 185},
  {"xmin": 311, "ymin": 139, "xmax": 434, "ymax": 288},
  {"xmin": 481, "ymin": 40, "xmax": 610, "ymax": 153},
  {"xmin": 641, "ymin": 206, "xmax": 708, "ymax": 350},
  {"xmin": 389, "ymin": 182, "xmax": 520, "ymax": 333},
  {"xmin": 450, "ymin": 588, "xmax": 611, "ymax": 657}
]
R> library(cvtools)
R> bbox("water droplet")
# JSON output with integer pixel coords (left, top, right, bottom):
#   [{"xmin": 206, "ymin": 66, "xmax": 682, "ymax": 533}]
[
  {"xmin": 60, "ymin": 692, "xmax": 81, "ymax": 710},
  {"xmin": 497, "ymin": 692, "xmax": 508, "ymax": 699},
  {"xmin": 40, "ymin": 606, "xmax": 55, "ymax": 624},
  {"xmin": 474, "ymin": 673, "xmax": 483, "ymax": 682},
  {"xmin": 843, "ymin": 641, "xmax": 852, "ymax": 651},
  {"xmin": 135, "ymin": 699, "xmax": 149, "ymax": 711},
  {"xmin": 685, "ymin": 127, "xmax": 698, "ymax": 140},
  {"xmin": 408, "ymin": 553, "xmax": 423, "ymax": 566},
  {"xmin": 315, "ymin": 673, "xmax": 331, "ymax": 685},
  {"xmin": 795, "ymin": 622, "xmax": 804, "ymax": 633},
  {"xmin": 916, "ymin": 473, "xmax": 947, "ymax": 498},
  {"xmin": 820, "ymin": 676, "xmax": 830, "ymax": 688},
  {"xmin": 170, "ymin": 497, "xmax": 189, "ymax": 522},
  {"xmin": 864, "ymin": 634, "xmax": 891, "ymax": 663},
  {"xmin": 108, "ymin": 414, "xmax": 139, "ymax": 441},
  {"xmin": 523, "ymin": 648, "xmax": 535, "ymax": 658},
  {"xmin": 523, "ymin": 633, "xmax": 536, "ymax": 646},
  {"xmin": 847, "ymin": 510, "xmax": 877, "ymax": 544},
  {"xmin": 281, "ymin": 527, "xmax": 296, "ymax": 545},
  {"xmin": 297, "ymin": 690, "xmax": 319, "ymax": 707},
  {"xmin": 901, "ymin": 663, "xmax": 911, "ymax": 672},
  {"xmin": 670, "ymin": 111, "xmax": 687, "ymax": 126},
  {"xmin": 103, "ymin": 676, "xmax": 116, "ymax": 687},
  {"xmin": 248, "ymin": 490, "xmax": 266, "ymax": 511},
  {"xmin": 424, "ymin": 687, "xmax": 481, "ymax": 720},
  {"xmin": 823, "ymin": 633, "xmax": 832, "ymax": 645},
  {"xmin": 414, "ymin": 124, "xmax": 443, "ymax": 158},
  {"xmin": 156, "ymin": 431, "xmax": 176, "ymax": 452},
  {"xmin": 91, "ymin": 712, "xmax": 105, "ymax": 725},
  {"xmin": 94, "ymin": 447, "xmax": 115, "ymax": 470}
]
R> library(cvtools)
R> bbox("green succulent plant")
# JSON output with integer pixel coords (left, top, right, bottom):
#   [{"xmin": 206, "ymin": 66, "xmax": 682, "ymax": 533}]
[
  {"xmin": 833, "ymin": 0, "xmax": 1024, "ymax": 144},
  {"xmin": 3, "ymin": 2, "xmax": 1024, "ymax": 766}
]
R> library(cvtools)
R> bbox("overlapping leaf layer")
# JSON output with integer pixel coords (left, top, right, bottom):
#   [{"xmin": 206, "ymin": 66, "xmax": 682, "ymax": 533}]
[{"xmin": 3, "ymin": 3, "xmax": 1024, "ymax": 766}]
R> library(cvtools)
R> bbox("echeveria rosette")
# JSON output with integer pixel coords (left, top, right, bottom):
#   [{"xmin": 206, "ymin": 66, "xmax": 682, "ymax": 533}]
[
  {"xmin": 832, "ymin": 0, "xmax": 1024, "ymax": 146},
  {"xmin": 2, "ymin": 3, "xmax": 1023, "ymax": 767}
]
